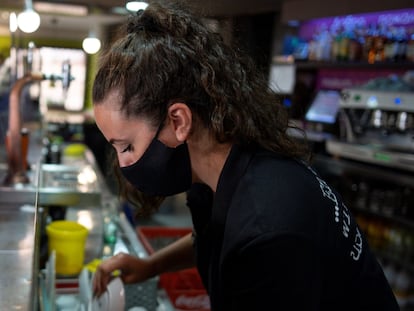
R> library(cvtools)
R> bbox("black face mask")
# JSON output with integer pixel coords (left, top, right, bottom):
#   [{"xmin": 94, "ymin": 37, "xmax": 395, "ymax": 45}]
[{"xmin": 120, "ymin": 133, "xmax": 192, "ymax": 197}]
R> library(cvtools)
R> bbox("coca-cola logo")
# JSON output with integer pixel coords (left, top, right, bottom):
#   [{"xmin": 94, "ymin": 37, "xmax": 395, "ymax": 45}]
[{"xmin": 174, "ymin": 294, "xmax": 211, "ymax": 310}]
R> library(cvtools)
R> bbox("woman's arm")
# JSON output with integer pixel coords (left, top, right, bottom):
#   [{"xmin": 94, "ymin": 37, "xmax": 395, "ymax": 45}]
[{"xmin": 149, "ymin": 232, "xmax": 195, "ymax": 274}]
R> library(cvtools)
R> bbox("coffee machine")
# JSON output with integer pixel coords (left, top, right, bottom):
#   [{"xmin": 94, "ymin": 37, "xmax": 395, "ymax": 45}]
[{"xmin": 326, "ymin": 85, "xmax": 414, "ymax": 172}]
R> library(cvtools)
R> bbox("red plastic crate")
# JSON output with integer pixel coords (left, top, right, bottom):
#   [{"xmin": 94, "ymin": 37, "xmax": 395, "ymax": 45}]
[{"xmin": 137, "ymin": 227, "xmax": 210, "ymax": 311}]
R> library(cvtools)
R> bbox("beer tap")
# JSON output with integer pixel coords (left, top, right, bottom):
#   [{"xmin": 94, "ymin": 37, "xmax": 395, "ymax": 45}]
[{"xmin": 3, "ymin": 62, "xmax": 74, "ymax": 185}]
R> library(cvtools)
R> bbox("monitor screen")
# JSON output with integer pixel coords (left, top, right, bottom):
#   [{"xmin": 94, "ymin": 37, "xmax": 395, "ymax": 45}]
[{"xmin": 305, "ymin": 90, "xmax": 341, "ymax": 124}]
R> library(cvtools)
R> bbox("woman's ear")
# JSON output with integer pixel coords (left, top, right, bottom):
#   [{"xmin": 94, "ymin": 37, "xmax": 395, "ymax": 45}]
[{"xmin": 166, "ymin": 102, "xmax": 192, "ymax": 143}]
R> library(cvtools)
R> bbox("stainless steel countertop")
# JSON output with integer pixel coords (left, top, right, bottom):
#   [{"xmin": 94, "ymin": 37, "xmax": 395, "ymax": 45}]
[
  {"xmin": 0, "ymin": 125, "xmax": 104, "ymax": 310},
  {"xmin": 0, "ymin": 125, "xmax": 41, "ymax": 310},
  {"xmin": 0, "ymin": 203, "xmax": 36, "ymax": 310}
]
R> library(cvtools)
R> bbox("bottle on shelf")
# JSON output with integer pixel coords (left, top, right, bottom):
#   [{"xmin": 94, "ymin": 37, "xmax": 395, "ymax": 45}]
[
  {"xmin": 406, "ymin": 31, "xmax": 414, "ymax": 62},
  {"xmin": 348, "ymin": 26, "xmax": 362, "ymax": 62},
  {"xmin": 297, "ymin": 19, "xmax": 413, "ymax": 64},
  {"xmin": 393, "ymin": 268, "xmax": 412, "ymax": 308},
  {"xmin": 338, "ymin": 26, "xmax": 350, "ymax": 62},
  {"xmin": 395, "ymin": 27, "xmax": 408, "ymax": 62}
]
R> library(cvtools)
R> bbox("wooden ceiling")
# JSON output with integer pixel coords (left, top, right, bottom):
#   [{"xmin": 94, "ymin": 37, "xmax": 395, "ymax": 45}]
[
  {"xmin": 0, "ymin": 0, "xmax": 412, "ymax": 40},
  {"xmin": 1, "ymin": 0, "xmax": 285, "ymax": 17},
  {"xmin": 0, "ymin": 0, "xmax": 285, "ymax": 39}
]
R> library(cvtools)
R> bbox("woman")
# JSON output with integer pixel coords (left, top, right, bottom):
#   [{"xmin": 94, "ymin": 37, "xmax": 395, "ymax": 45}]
[{"xmin": 92, "ymin": 2, "xmax": 399, "ymax": 310}]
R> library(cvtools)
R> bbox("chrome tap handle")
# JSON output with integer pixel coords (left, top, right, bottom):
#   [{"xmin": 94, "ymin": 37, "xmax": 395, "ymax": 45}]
[
  {"xmin": 25, "ymin": 41, "xmax": 36, "ymax": 74},
  {"xmin": 40, "ymin": 60, "xmax": 74, "ymax": 91},
  {"xmin": 61, "ymin": 60, "xmax": 72, "ymax": 91}
]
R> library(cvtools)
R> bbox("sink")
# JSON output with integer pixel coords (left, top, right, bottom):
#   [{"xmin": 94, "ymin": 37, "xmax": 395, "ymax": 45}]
[
  {"xmin": 0, "ymin": 163, "xmax": 38, "ymax": 204},
  {"xmin": 0, "ymin": 163, "xmax": 101, "ymax": 206}
]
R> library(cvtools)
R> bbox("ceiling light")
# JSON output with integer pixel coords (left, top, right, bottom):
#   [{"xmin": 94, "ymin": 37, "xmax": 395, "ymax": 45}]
[
  {"xmin": 82, "ymin": 32, "xmax": 101, "ymax": 55},
  {"xmin": 9, "ymin": 12, "xmax": 18, "ymax": 33},
  {"xmin": 17, "ymin": 0, "xmax": 41, "ymax": 33},
  {"xmin": 34, "ymin": 2, "xmax": 88, "ymax": 16},
  {"xmin": 17, "ymin": 9, "xmax": 40, "ymax": 33},
  {"xmin": 126, "ymin": 1, "xmax": 148, "ymax": 12}
]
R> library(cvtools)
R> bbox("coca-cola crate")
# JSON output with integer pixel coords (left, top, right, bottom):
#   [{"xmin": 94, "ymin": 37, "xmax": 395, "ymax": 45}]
[{"xmin": 137, "ymin": 227, "xmax": 211, "ymax": 311}]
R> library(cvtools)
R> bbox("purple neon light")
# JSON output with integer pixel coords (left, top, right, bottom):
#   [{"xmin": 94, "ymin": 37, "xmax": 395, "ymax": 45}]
[{"xmin": 299, "ymin": 8, "xmax": 414, "ymax": 41}]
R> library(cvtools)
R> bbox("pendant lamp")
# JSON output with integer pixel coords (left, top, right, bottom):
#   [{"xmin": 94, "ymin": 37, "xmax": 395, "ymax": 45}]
[
  {"xmin": 126, "ymin": 1, "xmax": 148, "ymax": 12},
  {"xmin": 17, "ymin": 0, "xmax": 41, "ymax": 33},
  {"xmin": 82, "ymin": 31, "xmax": 101, "ymax": 55}
]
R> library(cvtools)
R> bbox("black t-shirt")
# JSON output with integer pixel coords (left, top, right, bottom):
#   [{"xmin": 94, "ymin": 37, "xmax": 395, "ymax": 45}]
[{"xmin": 187, "ymin": 145, "xmax": 399, "ymax": 311}]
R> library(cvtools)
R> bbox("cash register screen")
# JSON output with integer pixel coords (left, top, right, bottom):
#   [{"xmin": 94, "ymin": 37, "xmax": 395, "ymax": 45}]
[{"xmin": 305, "ymin": 90, "xmax": 341, "ymax": 124}]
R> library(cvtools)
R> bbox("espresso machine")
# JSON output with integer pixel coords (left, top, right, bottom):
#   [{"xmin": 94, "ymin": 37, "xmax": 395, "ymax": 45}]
[{"xmin": 326, "ymin": 76, "xmax": 414, "ymax": 172}]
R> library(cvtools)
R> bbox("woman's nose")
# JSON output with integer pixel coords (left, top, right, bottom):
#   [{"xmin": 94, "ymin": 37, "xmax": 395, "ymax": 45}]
[{"xmin": 118, "ymin": 153, "xmax": 139, "ymax": 167}]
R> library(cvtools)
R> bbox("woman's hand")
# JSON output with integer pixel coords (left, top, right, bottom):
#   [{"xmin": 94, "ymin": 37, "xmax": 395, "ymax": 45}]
[
  {"xmin": 93, "ymin": 233, "xmax": 195, "ymax": 297},
  {"xmin": 92, "ymin": 252, "xmax": 154, "ymax": 297}
]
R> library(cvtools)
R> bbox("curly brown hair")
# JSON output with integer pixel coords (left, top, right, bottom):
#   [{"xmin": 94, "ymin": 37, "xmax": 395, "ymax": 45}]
[{"xmin": 93, "ymin": 1, "xmax": 309, "ymax": 215}]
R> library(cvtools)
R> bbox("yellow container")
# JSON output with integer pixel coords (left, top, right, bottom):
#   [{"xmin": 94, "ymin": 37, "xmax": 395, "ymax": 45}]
[{"xmin": 46, "ymin": 221, "xmax": 89, "ymax": 276}]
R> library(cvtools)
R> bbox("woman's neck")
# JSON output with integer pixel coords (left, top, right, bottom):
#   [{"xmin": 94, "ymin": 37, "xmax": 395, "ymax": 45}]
[{"xmin": 188, "ymin": 133, "xmax": 232, "ymax": 192}]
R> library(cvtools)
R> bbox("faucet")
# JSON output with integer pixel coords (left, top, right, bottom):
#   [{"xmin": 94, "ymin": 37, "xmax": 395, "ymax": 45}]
[{"xmin": 3, "ymin": 62, "xmax": 74, "ymax": 185}]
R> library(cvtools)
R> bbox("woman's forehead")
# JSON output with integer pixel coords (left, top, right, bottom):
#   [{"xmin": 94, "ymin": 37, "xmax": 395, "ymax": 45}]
[
  {"xmin": 95, "ymin": 88, "xmax": 123, "ymax": 109},
  {"xmin": 94, "ymin": 104, "xmax": 153, "ymax": 142}
]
